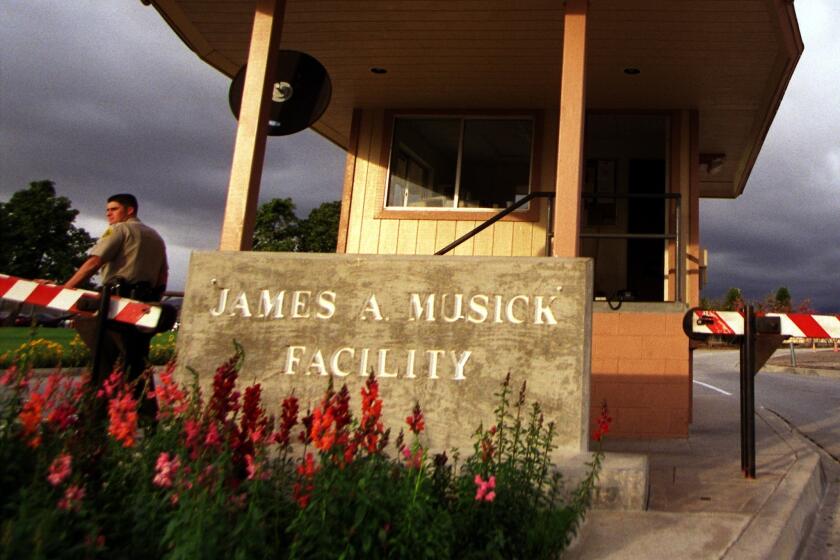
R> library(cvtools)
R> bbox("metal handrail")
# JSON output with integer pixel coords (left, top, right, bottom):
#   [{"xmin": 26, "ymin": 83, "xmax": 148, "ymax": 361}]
[
  {"xmin": 434, "ymin": 190, "xmax": 684, "ymax": 303},
  {"xmin": 434, "ymin": 192, "xmax": 556, "ymax": 255}
]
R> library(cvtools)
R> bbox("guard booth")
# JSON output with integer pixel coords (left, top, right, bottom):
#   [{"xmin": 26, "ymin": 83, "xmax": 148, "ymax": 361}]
[{"xmin": 146, "ymin": 0, "xmax": 803, "ymax": 439}]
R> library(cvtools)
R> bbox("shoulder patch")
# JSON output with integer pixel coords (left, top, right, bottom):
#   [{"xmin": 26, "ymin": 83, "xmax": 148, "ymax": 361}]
[{"xmin": 101, "ymin": 227, "xmax": 113, "ymax": 238}]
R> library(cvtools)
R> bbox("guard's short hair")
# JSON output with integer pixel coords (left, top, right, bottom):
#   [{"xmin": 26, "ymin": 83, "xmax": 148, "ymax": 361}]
[{"xmin": 108, "ymin": 193, "xmax": 139, "ymax": 213}]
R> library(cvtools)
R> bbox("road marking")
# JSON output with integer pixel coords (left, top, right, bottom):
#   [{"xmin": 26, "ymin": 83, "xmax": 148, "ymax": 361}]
[{"xmin": 693, "ymin": 380, "xmax": 732, "ymax": 396}]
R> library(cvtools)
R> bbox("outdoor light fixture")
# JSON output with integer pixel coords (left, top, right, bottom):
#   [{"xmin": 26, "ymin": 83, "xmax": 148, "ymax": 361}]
[
  {"xmin": 370, "ymin": 67, "xmax": 388, "ymax": 74},
  {"xmin": 699, "ymin": 153, "xmax": 726, "ymax": 175}
]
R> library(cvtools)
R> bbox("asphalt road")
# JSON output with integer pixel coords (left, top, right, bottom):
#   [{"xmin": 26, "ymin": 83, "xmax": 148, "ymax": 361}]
[{"xmin": 693, "ymin": 349, "xmax": 840, "ymax": 460}]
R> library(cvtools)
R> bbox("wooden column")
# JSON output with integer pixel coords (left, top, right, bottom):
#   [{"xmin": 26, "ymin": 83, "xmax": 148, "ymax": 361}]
[
  {"xmin": 218, "ymin": 0, "xmax": 286, "ymax": 251},
  {"xmin": 552, "ymin": 0, "xmax": 588, "ymax": 257},
  {"xmin": 686, "ymin": 110, "xmax": 701, "ymax": 307}
]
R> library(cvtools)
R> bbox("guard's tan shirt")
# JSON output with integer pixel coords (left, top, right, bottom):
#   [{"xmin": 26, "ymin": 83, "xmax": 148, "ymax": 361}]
[{"xmin": 89, "ymin": 217, "xmax": 168, "ymax": 287}]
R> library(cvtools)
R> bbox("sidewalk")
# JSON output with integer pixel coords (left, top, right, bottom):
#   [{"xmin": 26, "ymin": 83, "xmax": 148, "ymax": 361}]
[
  {"xmin": 566, "ymin": 389, "xmax": 828, "ymax": 559},
  {"xmin": 764, "ymin": 348, "xmax": 840, "ymax": 379}
]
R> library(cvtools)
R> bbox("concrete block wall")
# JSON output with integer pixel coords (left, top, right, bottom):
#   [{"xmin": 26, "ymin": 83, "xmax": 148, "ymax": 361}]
[{"xmin": 590, "ymin": 311, "xmax": 690, "ymax": 438}]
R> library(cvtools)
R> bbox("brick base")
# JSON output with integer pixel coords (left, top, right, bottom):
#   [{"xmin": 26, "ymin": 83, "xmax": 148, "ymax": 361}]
[{"xmin": 590, "ymin": 311, "xmax": 690, "ymax": 438}]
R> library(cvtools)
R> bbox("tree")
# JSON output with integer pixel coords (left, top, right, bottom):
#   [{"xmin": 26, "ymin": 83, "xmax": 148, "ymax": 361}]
[
  {"xmin": 722, "ymin": 288, "xmax": 743, "ymax": 311},
  {"xmin": 252, "ymin": 197, "xmax": 299, "ymax": 252},
  {"xmin": 252, "ymin": 198, "xmax": 340, "ymax": 253},
  {"xmin": 298, "ymin": 201, "xmax": 340, "ymax": 252},
  {"xmin": 0, "ymin": 181, "xmax": 93, "ymax": 281},
  {"xmin": 773, "ymin": 286, "xmax": 791, "ymax": 313}
]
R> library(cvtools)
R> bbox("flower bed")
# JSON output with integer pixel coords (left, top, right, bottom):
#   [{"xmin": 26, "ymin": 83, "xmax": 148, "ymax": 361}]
[
  {"xmin": 0, "ymin": 346, "xmax": 607, "ymax": 558},
  {"xmin": 0, "ymin": 330, "xmax": 176, "ymax": 369}
]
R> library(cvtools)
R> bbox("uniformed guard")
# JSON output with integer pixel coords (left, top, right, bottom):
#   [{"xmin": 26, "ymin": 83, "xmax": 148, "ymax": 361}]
[{"xmin": 65, "ymin": 193, "xmax": 169, "ymax": 423}]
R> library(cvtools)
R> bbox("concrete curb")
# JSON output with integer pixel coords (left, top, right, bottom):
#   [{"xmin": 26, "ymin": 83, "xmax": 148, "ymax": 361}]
[
  {"xmin": 762, "ymin": 364, "xmax": 840, "ymax": 379},
  {"xmin": 723, "ymin": 412, "xmax": 827, "ymax": 559}
]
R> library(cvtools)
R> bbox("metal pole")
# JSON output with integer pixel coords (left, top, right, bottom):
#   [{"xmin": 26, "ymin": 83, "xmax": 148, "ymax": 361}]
[
  {"xmin": 744, "ymin": 305, "xmax": 757, "ymax": 479},
  {"xmin": 789, "ymin": 341, "xmax": 797, "ymax": 367},
  {"xmin": 90, "ymin": 282, "xmax": 114, "ymax": 389},
  {"xmin": 739, "ymin": 327, "xmax": 748, "ymax": 474}
]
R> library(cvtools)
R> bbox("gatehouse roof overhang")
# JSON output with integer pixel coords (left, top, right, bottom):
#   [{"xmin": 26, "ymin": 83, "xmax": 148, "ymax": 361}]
[{"xmin": 148, "ymin": 0, "xmax": 802, "ymax": 199}]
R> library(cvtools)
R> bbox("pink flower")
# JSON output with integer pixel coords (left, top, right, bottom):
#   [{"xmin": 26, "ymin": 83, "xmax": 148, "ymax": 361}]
[
  {"xmin": 58, "ymin": 484, "xmax": 85, "ymax": 511},
  {"xmin": 402, "ymin": 445, "xmax": 423, "ymax": 469},
  {"xmin": 153, "ymin": 452, "xmax": 181, "ymax": 488},
  {"xmin": 474, "ymin": 474, "xmax": 496, "ymax": 502},
  {"xmin": 245, "ymin": 454, "xmax": 257, "ymax": 480},
  {"xmin": 47, "ymin": 453, "xmax": 72, "ymax": 486}
]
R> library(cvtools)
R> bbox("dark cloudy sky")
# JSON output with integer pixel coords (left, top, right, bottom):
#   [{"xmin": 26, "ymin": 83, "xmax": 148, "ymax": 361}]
[{"xmin": 1, "ymin": 2, "xmax": 838, "ymax": 311}]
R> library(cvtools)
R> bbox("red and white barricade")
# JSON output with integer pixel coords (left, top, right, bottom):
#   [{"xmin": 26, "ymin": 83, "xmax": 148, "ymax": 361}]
[
  {"xmin": 0, "ymin": 273, "xmax": 163, "ymax": 330},
  {"xmin": 686, "ymin": 309, "xmax": 840, "ymax": 339}
]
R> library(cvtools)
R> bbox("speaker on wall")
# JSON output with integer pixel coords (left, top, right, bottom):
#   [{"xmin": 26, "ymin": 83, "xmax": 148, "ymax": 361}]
[{"xmin": 228, "ymin": 50, "xmax": 332, "ymax": 136}]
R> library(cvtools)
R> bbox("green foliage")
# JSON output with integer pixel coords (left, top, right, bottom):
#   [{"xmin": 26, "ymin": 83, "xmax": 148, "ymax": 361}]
[
  {"xmin": 298, "ymin": 201, "xmax": 340, "ymax": 252},
  {"xmin": 0, "ymin": 351, "xmax": 603, "ymax": 558},
  {"xmin": 0, "ymin": 181, "xmax": 93, "ymax": 281},
  {"xmin": 252, "ymin": 198, "xmax": 340, "ymax": 253}
]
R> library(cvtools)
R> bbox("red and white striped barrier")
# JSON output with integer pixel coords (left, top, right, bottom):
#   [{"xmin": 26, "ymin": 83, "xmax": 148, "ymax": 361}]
[
  {"xmin": 688, "ymin": 309, "xmax": 840, "ymax": 339},
  {"xmin": 0, "ymin": 274, "xmax": 162, "ymax": 329}
]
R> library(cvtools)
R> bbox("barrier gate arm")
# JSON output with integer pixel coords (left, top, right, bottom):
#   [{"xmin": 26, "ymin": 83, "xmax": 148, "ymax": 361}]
[
  {"xmin": 684, "ymin": 307, "xmax": 840, "ymax": 479},
  {"xmin": 0, "ymin": 273, "xmax": 163, "ymax": 330},
  {"xmin": 684, "ymin": 308, "xmax": 840, "ymax": 339}
]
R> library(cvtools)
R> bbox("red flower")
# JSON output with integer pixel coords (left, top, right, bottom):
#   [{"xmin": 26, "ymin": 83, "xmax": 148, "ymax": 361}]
[
  {"xmin": 97, "ymin": 371, "xmax": 123, "ymax": 399},
  {"xmin": 204, "ymin": 422, "xmax": 221, "ymax": 448},
  {"xmin": 47, "ymin": 402, "xmax": 78, "ymax": 431},
  {"xmin": 239, "ymin": 384, "xmax": 268, "ymax": 449},
  {"xmin": 593, "ymin": 400, "xmax": 612, "ymax": 442},
  {"xmin": 310, "ymin": 406, "xmax": 336, "ymax": 451},
  {"xmin": 299, "ymin": 409, "xmax": 314, "ymax": 445},
  {"xmin": 353, "ymin": 375, "xmax": 384, "ymax": 456},
  {"xmin": 275, "ymin": 395, "xmax": 299, "ymax": 448},
  {"xmin": 208, "ymin": 355, "xmax": 241, "ymax": 424},
  {"xmin": 0, "ymin": 366, "xmax": 18, "ymax": 387},
  {"xmin": 149, "ymin": 363, "xmax": 188, "ymax": 420},
  {"xmin": 19, "ymin": 392, "xmax": 45, "ymax": 448},
  {"xmin": 294, "ymin": 452, "xmax": 318, "ymax": 508},
  {"xmin": 406, "ymin": 402, "xmax": 425, "ymax": 435},
  {"xmin": 108, "ymin": 389, "xmax": 138, "ymax": 448}
]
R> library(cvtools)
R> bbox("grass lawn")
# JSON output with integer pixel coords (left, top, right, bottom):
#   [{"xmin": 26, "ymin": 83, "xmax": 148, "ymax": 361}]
[
  {"xmin": 0, "ymin": 327, "xmax": 175, "ymax": 355},
  {"xmin": 0, "ymin": 327, "xmax": 79, "ymax": 354}
]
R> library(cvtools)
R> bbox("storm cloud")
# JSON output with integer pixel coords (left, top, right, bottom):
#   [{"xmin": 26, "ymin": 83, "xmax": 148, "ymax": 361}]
[{"xmin": 1, "ymin": 1, "xmax": 838, "ymax": 311}]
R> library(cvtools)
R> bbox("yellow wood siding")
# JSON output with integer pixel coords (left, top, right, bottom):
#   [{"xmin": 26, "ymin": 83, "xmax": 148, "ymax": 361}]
[{"xmin": 342, "ymin": 108, "xmax": 553, "ymax": 257}]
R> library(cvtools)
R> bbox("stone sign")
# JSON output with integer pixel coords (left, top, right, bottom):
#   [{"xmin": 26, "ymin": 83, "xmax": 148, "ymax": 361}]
[{"xmin": 177, "ymin": 252, "xmax": 593, "ymax": 455}]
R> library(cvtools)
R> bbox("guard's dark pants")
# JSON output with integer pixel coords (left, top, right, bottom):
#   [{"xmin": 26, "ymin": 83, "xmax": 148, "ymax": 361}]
[{"xmin": 75, "ymin": 318, "xmax": 159, "ymax": 423}]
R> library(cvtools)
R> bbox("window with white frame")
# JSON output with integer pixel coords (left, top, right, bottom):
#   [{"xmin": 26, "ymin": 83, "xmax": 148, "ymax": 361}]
[{"xmin": 385, "ymin": 116, "xmax": 534, "ymax": 210}]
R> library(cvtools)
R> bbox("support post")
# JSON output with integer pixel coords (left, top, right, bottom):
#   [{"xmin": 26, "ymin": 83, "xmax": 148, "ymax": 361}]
[
  {"xmin": 219, "ymin": 0, "xmax": 286, "ymax": 251},
  {"xmin": 552, "ymin": 0, "xmax": 588, "ymax": 257}
]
